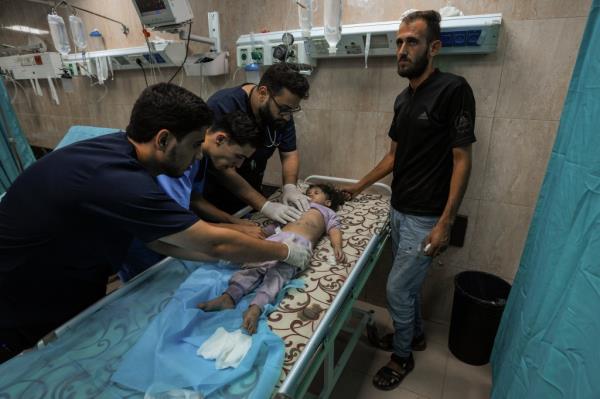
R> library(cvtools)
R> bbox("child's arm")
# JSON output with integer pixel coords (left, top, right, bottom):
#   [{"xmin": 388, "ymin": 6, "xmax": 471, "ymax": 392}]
[{"xmin": 328, "ymin": 227, "xmax": 346, "ymax": 263}]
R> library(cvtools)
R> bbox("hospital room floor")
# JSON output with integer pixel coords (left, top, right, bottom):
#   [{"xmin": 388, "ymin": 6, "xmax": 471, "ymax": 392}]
[{"xmin": 318, "ymin": 300, "xmax": 492, "ymax": 399}]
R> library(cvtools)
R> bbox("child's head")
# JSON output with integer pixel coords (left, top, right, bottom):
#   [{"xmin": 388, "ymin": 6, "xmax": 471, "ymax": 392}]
[{"xmin": 306, "ymin": 184, "xmax": 345, "ymax": 211}]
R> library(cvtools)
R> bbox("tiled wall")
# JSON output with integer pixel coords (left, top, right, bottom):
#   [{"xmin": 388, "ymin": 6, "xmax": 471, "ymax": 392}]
[{"xmin": 0, "ymin": 0, "xmax": 591, "ymax": 322}]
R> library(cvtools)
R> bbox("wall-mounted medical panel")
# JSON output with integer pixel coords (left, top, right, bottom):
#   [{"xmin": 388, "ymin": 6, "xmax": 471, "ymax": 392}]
[
  {"xmin": 0, "ymin": 52, "xmax": 63, "ymax": 80},
  {"xmin": 235, "ymin": 13, "xmax": 501, "ymax": 68},
  {"xmin": 62, "ymin": 41, "xmax": 187, "ymax": 75}
]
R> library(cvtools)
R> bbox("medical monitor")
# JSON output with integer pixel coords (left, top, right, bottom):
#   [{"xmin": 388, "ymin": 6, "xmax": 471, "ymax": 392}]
[{"xmin": 132, "ymin": 0, "xmax": 193, "ymax": 29}]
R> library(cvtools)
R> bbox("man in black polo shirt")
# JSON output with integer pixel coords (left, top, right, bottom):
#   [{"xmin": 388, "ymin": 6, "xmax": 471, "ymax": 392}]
[
  {"xmin": 343, "ymin": 10, "xmax": 476, "ymax": 390},
  {"xmin": 0, "ymin": 83, "xmax": 311, "ymax": 364}
]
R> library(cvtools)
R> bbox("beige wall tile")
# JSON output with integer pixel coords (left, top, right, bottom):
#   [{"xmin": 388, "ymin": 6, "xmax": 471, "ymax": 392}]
[
  {"xmin": 376, "ymin": 56, "xmax": 408, "ymax": 112},
  {"xmin": 451, "ymin": 0, "xmax": 515, "ymax": 17},
  {"xmin": 329, "ymin": 110, "xmax": 380, "ymax": 179},
  {"xmin": 374, "ymin": 111, "xmax": 394, "ymax": 159},
  {"xmin": 315, "ymin": 57, "xmax": 382, "ymax": 113},
  {"xmin": 482, "ymin": 118, "xmax": 557, "ymax": 206},
  {"xmin": 512, "ymin": 0, "xmax": 592, "ymax": 19},
  {"xmin": 53, "ymin": 116, "xmax": 74, "ymax": 139},
  {"xmin": 495, "ymin": 17, "xmax": 586, "ymax": 121},
  {"xmin": 88, "ymin": 100, "xmax": 131, "ymax": 130},
  {"xmin": 468, "ymin": 200, "xmax": 534, "ymax": 280},
  {"xmin": 437, "ymin": 198, "xmax": 481, "ymax": 269},
  {"xmin": 465, "ymin": 117, "xmax": 493, "ymax": 201},
  {"xmin": 296, "ymin": 109, "xmax": 334, "ymax": 179},
  {"xmin": 303, "ymin": 64, "xmax": 333, "ymax": 111},
  {"xmin": 373, "ymin": 111, "xmax": 394, "ymax": 186},
  {"xmin": 12, "ymin": 87, "xmax": 42, "ymax": 116},
  {"xmin": 25, "ymin": 114, "xmax": 62, "ymax": 148}
]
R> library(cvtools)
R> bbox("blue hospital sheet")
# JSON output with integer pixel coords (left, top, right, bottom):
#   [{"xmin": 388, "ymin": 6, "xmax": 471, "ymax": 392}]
[
  {"xmin": 112, "ymin": 262, "xmax": 302, "ymax": 398},
  {"xmin": 0, "ymin": 259, "xmax": 301, "ymax": 398}
]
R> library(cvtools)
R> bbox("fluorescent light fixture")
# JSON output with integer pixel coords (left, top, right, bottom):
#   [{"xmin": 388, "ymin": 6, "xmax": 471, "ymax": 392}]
[{"xmin": 4, "ymin": 25, "xmax": 50, "ymax": 35}]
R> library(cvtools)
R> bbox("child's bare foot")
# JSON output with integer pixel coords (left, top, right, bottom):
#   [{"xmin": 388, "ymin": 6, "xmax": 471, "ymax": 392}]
[
  {"xmin": 242, "ymin": 305, "xmax": 262, "ymax": 334},
  {"xmin": 197, "ymin": 293, "xmax": 235, "ymax": 311}
]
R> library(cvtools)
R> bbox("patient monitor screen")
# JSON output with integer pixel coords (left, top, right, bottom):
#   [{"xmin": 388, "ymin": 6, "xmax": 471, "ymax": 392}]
[{"xmin": 135, "ymin": 0, "xmax": 167, "ymax": 15}]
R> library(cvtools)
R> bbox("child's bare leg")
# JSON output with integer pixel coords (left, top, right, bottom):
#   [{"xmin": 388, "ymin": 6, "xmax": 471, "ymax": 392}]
[
  {"xmin": 242, "ymin": 305, "xmax": 262, "ymax": 334},
  {"xmin": 197, "ymin": 293, "xmax": 235, "ymax": 311}
]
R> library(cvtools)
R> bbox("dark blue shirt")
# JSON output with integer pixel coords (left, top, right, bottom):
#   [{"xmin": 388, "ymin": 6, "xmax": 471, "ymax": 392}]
[
  {"xmin": 0, "ymin": 132, "xmax": 199, "ymax": 329},
  {"xmin": 206, "ymin": 84, "xmax": 296, "ymax": 190},
  {"xmin": 156, "ymin": 156, "xmax": 209, "ymax": 209}
]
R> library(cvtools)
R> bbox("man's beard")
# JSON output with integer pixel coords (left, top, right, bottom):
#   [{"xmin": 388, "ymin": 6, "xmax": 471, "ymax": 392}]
[
  {"xmin": 397, "ymin": 49, "xmax": 429, "ymax": 79},
  {"xmin": 161, "ymin": 146, "xmax": 186, "ymax": 177},
  {"xmin": 258, "ymin": 103, "xmax": 288, "ymax": 130}
]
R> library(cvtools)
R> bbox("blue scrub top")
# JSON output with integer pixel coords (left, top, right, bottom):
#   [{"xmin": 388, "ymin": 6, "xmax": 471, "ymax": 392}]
[{"xmin": 156, "ymin": 156, "xmax": 209, "ymax": 209}]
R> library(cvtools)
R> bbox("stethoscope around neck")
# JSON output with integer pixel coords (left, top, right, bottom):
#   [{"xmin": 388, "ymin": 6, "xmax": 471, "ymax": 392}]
[{"xmin": 265, "ymin": 126, "xmax": 278, "ymax": 148}]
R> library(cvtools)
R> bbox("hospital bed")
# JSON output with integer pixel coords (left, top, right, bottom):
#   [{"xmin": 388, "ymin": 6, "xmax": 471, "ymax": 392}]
[{"xmin": 0, "ymin": 126, "xmax": 391, "ymax": 398}]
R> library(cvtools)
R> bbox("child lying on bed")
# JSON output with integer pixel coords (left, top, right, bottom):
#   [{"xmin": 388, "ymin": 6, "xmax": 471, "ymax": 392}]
[{"xmin": 197, "ymin": 183, "xmax": 346, "ymax": 334}]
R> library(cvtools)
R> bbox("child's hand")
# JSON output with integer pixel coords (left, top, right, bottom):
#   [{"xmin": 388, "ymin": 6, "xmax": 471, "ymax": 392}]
[
  {"xmin": 334, "ymin": 247, "xmax": 346, "ymax": 263},
  {"xmin": 339, "ymin": 183, "xmax": 362, "ymax": 201}
]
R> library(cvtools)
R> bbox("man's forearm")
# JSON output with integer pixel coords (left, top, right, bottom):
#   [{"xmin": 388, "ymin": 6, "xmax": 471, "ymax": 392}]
[
  {"xmin": 439, "ymin": 146, "xmax": 472, "ymax": 226},
  {"xmin": 280, "ymin": 150, "xmax": 299, "ymax": 185},
  {"xmin": 147, "ymin": 240, "xmax": 217, "ymax": 262},
  {"xmin": 159, "ymin": 221, "xmax": 288, "ymax": 264},
  {"xmin": 355, "ymin": 153, "xmax": 395, "ymax": 192}
]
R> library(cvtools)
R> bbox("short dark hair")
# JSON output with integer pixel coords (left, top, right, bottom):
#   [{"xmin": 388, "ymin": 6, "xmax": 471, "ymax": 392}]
[
  {"xmin": 308, "ymin": 183, "xmax": 345, "ymax": 211},
  {"xmin": 402, "ymin": 10, "xmax": 441, "ymax": 44},
  {"xmin": 126, "ymin": 82, "xmax": 213, "ymax": 143},
  {"xmin": 210, "ymin": 111, "xmax": 261, "ymax": 148},
  {"xmin": 258, "ymin": 63, "xmax": 310, "ymax": 99}
]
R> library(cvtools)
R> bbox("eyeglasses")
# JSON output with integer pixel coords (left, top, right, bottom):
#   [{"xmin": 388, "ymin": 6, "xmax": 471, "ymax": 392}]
[{"xmin": 268, "ymin": 90, "xmax": 301, "ymax": 116}]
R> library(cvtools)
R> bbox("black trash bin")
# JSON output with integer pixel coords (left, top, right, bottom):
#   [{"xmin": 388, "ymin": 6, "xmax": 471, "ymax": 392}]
[{"xmin": 448, "ymin": 271, "xmax": 511, "ymax": 366}]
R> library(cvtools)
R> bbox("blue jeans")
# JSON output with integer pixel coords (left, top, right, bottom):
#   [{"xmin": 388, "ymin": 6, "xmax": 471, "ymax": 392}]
[{"xmin": 387, "ymin": 209, "xmax": 438, "ymax": 358}]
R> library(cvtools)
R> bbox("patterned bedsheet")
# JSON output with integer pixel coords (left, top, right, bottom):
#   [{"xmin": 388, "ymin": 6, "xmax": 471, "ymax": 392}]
[{"xmin": 251, "ymin": 184, "xmax": 390, "ymax": 384}]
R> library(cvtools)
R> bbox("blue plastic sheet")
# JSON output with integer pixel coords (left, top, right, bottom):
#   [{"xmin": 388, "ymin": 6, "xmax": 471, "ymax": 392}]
[
  {"xmin": 491, "ymin": 2, "xmax": 600, "ymax": 398},
  {"xmin": 112, "ymin": 262, "xmax": 303, "ymax": 398}
]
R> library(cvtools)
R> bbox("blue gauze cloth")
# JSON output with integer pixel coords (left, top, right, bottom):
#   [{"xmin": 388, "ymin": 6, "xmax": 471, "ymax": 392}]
[{"xmin": 111, "ymin": 261, "xmax": 303, "ymax": 398}]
